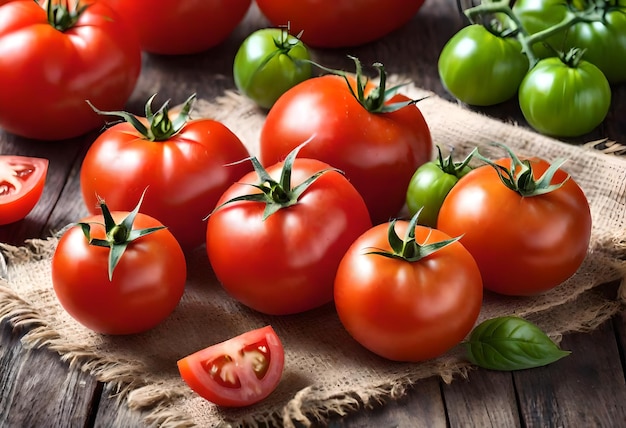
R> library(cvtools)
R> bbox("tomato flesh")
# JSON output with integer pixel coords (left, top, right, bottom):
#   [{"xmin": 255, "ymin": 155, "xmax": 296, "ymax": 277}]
[
  {"xmin": 177, "ymin": 326, "xmax": 284, "ymax": 407},
  {"xmin": 0, "ymin": 155, "xmax": 48, "ymax": 225}
]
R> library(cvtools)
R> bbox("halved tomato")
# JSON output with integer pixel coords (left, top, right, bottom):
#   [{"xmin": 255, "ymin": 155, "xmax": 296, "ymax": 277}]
[
  {"xmin": 0, "ymin": 155, "xmax": 48, "ymax": 225},
  {"xmin": 177, "ymin": 325, "xmax": 285, "ymax": 407}
]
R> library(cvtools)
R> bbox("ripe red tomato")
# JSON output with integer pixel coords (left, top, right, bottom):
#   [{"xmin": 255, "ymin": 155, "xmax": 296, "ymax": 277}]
[
  {"xmin": 80, "ymin": 95, "xmax": 252, "ymax": 250},
  {"xmin": 437, "ymin": 154, "xmax": 592, "ymax": 296},
  {"xmin": 206, "ymin": 155, "xmax": 372, "ymax": 315},
  {"xmin": 51, "ymin": 208, "xmax": 186, "ymax": 335},
  {"xmin": 177, "ymin": 325, "xmax": 284, "ymax": 407},
  {"xmin": 101, "ymin": 0, "xmax": 251, "ymax": 54},
  {"xmin": 255, "ymin": 0, "xmax": 426, "ymax": 48},
  {"xmin": 0, "ymin": 0, "xmax": 141, "ymax": 140},
  {"xmin": 259, "ymin": 66, "xmax": 432, "ymax": 225},
  {"xmin": 0, "ymin": 155, "xmax": 48, "ymax": 225},
  {"xmin": 334, "ymin": 219, "xmax": 483, "ymax": 362}
]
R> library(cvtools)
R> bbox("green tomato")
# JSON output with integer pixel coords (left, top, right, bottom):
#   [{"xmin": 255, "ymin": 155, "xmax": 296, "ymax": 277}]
[
  {"xmin": 518, "ymin": 53, "xmax": 611, "ymax": 138},
  {"xmin": 513, "ymin": 0, "xmax": 626, "ymax": 83},
  {"xmin": 233, "ymin": 28, "xmax": 312, "ymax": 109},
  {"xmin": 405, "ymin": 147, "xmax": 474, "ymax": 228},
  {"xmin": 438, "ymin": 24, "xmax": 529, "ymax": 106}
]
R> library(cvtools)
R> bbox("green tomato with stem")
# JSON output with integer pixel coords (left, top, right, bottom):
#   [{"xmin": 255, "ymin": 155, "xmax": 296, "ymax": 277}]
[
  {"xmin": 405, "ymin": 146, "xmax": 475, "ymax": 228},
  {"xmin": 438, "ymin": 24, "xmax": 529, "ymax": 106},
  {"xmin": 233, "ymin": 28, "xmax": 312, "ymax": 109},
  {"xmin": 518, "ymin": 49, "xmax": 611, "ymax": 138}
]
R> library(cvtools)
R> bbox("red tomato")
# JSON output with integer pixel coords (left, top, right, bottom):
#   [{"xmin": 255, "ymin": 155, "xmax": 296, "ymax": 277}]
[
  {"xmin": 0, "ymin": 0, "xmax": 141, "ymax": 140},
  {"xmin": 177, "ymin": 326, "xmax": 284, "ymax": 407},
  {"xmin": 100, "ymin": 0, "xmax": 251, "ymax": 54},
  {"xmin": 255, "ymin": 0, "xmax": 426, "ymax": 48},
  {"xmin": 334, "ymin": 221, "xmax": 483, "ymax": 362},
  {"xmin": 437, "ymin": 157, "xmax": 592, "ymax": 296},
  {"xmin": 51, "ymin": 210, "xmax": 186, "ymax": 335},
  {"xmin": 0, "ymin": 155, "xmax": 48, "ymax": 225},
  {"xmin": 259, "ymin": 72, "xmax": 432, "ymax": 225},
  {"xmin": 206, "ymin": 157, "xmax": 372, "ymax": 315},
  {"xmin": 80, "ymin": 96, "xmax": 252, "ymax": 250}
]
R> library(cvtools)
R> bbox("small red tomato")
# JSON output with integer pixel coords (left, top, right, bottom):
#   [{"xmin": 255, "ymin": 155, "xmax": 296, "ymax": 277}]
[
  {"xmin": 52, "ymin": 198, "xmax": 186, "ymax": 335},
  {"xmin": 334, "ymin": 215, "xmax": 483, "ymax": 362},
  {"xmin": 207, "ymin": 146, "xmax": 372, "ymax": 315}
]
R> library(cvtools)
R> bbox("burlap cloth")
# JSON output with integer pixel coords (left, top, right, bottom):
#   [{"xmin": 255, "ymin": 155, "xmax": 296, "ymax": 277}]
[{"xmin": 1, "ymin": 83, "xmax": 626, "ymax": 427}]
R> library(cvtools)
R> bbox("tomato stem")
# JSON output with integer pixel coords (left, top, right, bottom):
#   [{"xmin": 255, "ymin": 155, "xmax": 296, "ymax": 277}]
[
  {"xmin": 365, "ymin": 211, "xmax": 460, "ymax": 262},
  {"xmin": 86, "ymin": 94, "xmax": 196, "ymax": 142},
  {"xmin": 305, "ymin": 56, "xmax": 426, "ymax": 113},
  {"xmin": 44, "ymin": 0, "xmax": 89, "ymax": 32},
  {"xmin": 463, "ymin": 0, "xmax": 601, "ymax": 69},
  {"xmin": 76, "ymin": 189, "xmax": 165, "ymax": 280},
  {"xmin": 208, "ymin": 141, "xmax": 341, "ymax": 220},
  {"xmin": 436, "ymin": 146, "xmax": 477, "ymax": 178},
  {"xmin": 476, "ymin": 142, "xmax": 570, "ymax": 197}
]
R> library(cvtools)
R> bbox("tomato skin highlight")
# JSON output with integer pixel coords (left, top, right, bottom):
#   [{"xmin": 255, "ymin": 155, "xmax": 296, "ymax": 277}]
[
  {"xmin": 0, "ymin": 155, "xmax": 48, "ymax": 225},
  {"xmin": 255, "ymin": 0, "xmax": 426, "ymax": 48},
  {"xmin": 80, "ymin": 118, "xmax": 251, "ymax": 251},
  {"xmin": 334, "ymin": 223, "xmax": 483, "ymax": 362},
  {"xmin": 101, "ymin": 0, "xmax": 251, "ymax": 54},
  {"xmin": 0, "ymin": 0, "xmax": 141, "ymax": 140},
  {"xmin": 437, "ymin": 158, "xmax": 592, "ymax": 296},
  {"xmin": 177, "ymin": 325, "xmax": 285, "ymax": 407},
  {"xmin": 206, "ymin": 158, "xmax": 372, "ymax": 315},
  {"xmin": 51, "ymin": 212, "xmax": 186, "ymax": 335},
  {"xmin": 259, "ymin": 74, "xmax": 432, "ymax": 225}
]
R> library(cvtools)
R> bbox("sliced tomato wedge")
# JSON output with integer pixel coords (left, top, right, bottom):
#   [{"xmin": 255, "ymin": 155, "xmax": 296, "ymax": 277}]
[
  {"xmin": 177, "ymin": 325, "xmax": 285, "ymax": 407},
  {"xmin": 0, "ymin": 155, "xmax": 49, "ymax": 225}
]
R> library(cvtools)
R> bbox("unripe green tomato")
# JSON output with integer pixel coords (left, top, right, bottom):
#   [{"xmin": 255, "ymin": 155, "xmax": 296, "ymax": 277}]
[
  {"xmin": 233, "ymin": 28, "xmax": 312, "ymax": 109},
  {"xmin": 405, "ymin": 161, "xmax": 471, "ymax": 228},
  {"xmin": 518, "ymin": 56, "xmax": 611, "ymax": 137},
  {"xmin": 438, "ymin": 24, "xmax": 529, "ymax": 106}
]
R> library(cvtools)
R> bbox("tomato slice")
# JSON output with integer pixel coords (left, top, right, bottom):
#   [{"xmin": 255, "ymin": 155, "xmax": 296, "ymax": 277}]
[
  {"xmin": 177, "ymin": 325, "xmax": 285, "ymax": 407},
  {"xmin": 0, "ymin": 155, "xmax": 49, "ymax": 225}
]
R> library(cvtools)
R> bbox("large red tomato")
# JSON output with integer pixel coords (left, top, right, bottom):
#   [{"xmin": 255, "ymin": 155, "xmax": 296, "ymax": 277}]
[
  {"xmin": 101, "ymin": 0, "xmax": 251, "ymax": 54},
  {"xmin": 52, "ymin": 204, "xmax": 187, "ymax": 335},
  {"xmin": 334, "ymin": 218, "xmax": 483, "ymax": 362},
  {"xmin": 0, "ymin": 0, "xmax": 141, "ymax": 140},
  {"xmin": 255, "ymin": 0, "xmax": 427, "ymax": 48},
  {"xmin": 80, "ymin": 95, "xmax": 252, "ymax": 250},
  {"xmin": 177, "ymin": 325, "xmax": 284, "ymax": 407},
  {"xmin": 206, "ymin": 152, "xmax": 372, "ymax": 315},
  {"xmin": 259, "ymin": 63, "xmax": 432, "ymax": 225},
  {"xmin": 0, "ymin": 155, "xmax": 48, "ymax": 225},
  {"xmin": 437, "ymin": 151, "xmax": 592, "ymax": 296}
]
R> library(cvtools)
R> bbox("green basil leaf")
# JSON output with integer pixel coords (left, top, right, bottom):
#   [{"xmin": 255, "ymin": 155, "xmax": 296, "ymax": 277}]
[{"xmin": 463, "ymin": 316, "xmax": 571, "ymax": 371}]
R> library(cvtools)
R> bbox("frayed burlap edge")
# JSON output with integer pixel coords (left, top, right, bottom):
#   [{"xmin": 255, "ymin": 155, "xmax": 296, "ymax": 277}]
[{"xmin": 0, "ymin": 240, "xmax": 193, "ymax": 427}]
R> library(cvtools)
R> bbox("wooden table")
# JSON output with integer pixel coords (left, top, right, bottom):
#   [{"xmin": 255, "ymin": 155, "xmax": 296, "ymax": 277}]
[{"xmin": 2, "ymin": 1, "xmax": 626, "ymax": 426}]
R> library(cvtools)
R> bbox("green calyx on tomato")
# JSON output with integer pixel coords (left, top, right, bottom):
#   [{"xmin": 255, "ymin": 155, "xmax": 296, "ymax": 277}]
[
  {"xmin": 78, "ymin": 190, "xmax": 165, "ymax": 280},
  {"xmin": 477, "ymin": 142, "xmax": 568, "ymax": 197},
  {"xmin": 46, "ymin": 0, "xmax": 90, "ymax": 32},
  {"xmin": 211, "ymin": 142, "xmax": 340, "ymax": 220},
  {"xmin": 366, "ymin": 211, "xmax": 460, "ymax": 262},
  {"xmin": 314, "ymin": 56, "xmax": 421, "ymax": 113},
  {"xmin": 87, "ymin": 93, "xmax": 196, "ymax": 142}
]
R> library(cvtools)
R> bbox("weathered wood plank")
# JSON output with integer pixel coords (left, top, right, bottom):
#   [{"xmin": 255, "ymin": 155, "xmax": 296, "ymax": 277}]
[
  {"xmin": 0, "ymin": 321, "xmax": 99, "ymax": 428},
  {"xmin": 515, "ymin": 320, "xmax": 626, "ymax": 427}
]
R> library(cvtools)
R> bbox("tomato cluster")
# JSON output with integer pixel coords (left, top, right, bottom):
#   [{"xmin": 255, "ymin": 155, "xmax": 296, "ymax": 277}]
[
  {"xmin": 439, "ymin": 0, "xmax": 621, "ymax": 138},
  {"xmin": 0, "ymin": 0, "xmax": 592, "ymax": 413}
]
